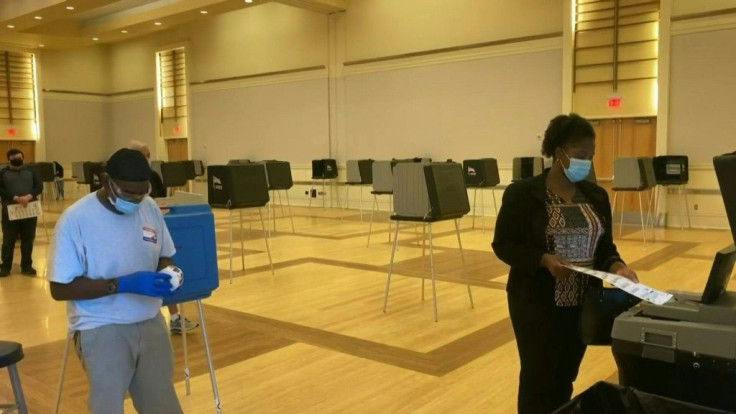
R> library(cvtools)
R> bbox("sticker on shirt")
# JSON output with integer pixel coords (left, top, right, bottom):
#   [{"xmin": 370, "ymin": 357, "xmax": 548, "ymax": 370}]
[{"xmin": 142, "ymin": 226, "xmax": 158, "ymax": 244}]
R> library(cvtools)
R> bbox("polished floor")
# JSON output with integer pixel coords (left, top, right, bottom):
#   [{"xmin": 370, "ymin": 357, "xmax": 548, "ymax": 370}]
[{"xmin": 0, "ymin": 191, "xmax": 733, "ymax": 413}]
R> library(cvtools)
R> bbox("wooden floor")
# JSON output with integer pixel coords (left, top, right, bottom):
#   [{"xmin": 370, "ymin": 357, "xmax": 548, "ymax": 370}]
[{"xmin": 0, "ymin": 195, "xmax": 734, "ymax": 413}]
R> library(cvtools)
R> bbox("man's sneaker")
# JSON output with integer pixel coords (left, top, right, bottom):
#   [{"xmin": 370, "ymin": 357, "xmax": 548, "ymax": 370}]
[
  {"xmin": 170, "ymin": 317, "xmax": 199, "ymax": 334},
  {"xmin": 0, "ymin": 268, "xmax": 9, "ymax": 277},
  {"xmin": 21, "ymin": 267, "xmax": 37, "ymax": 276}
]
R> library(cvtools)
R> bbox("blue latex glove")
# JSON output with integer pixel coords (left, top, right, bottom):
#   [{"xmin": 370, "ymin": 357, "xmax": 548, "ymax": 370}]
[{"xmin": 117, "ymin": 271, "xmax": 173, "ymax": 297}]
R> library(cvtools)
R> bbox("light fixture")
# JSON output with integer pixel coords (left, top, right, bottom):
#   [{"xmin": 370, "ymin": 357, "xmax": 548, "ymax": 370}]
[
  {"xmin": 121, "ymin": 30, "xmax": 128, "ymax": 33},
  {"xmin": 34, "ymin": 16, "xmax": 43, "ymax": 20},
  {"xmin": 245, "ymin": 0, "xmax": 253, "ymax": 3},
  {"xmin": 200, "ymin": 10, "xmax": 208, "ymax": 14},
  {"xmin": 39, "ymin": 44, "xmax": 45, "ymax": 48},
  {"xmin": 154, "ymin": 21, "xmax": 162, "ymax": 26},
  {"xmin": 65, "ymin": 6, "xmax": 75, "ymax": 10},
  {"xmin": 92, "ymin": 37, "xmax": 99, "ymax": 41},
  {"xmin": 6, "ymin": 25, "xmax": 15, "ymax": 29}
]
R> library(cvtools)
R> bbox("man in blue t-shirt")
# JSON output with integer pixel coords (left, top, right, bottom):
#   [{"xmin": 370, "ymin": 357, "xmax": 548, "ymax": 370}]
[{"xmin": 48, "ymin": 148, "xmax": 182, "ymax": 414}]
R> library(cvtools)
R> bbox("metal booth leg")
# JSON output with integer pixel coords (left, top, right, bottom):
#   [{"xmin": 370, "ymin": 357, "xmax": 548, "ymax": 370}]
[
  {"xmin": 196, "ymin": 300, "xmax": 222, "ymax": 414},
  {"xmin": 454, "ymin": 219, "xmax": 474, "ymax": 308},
  {"xmin": 382, "ymin": 221, "xmax": 401, "ymax": 313}
]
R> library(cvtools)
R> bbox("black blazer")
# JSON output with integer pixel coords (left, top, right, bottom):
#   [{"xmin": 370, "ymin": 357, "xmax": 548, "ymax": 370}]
[{"xmin": 492, "ymin": 171, "xmax": 623, "ymax": 306}]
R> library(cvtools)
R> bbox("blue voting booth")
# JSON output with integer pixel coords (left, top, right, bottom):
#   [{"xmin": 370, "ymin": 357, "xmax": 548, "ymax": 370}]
[
  {"xmin": 161, "ymin": 203, "xmax": 222, "ymax": 413},
  {"xmin": 161, "ymin": 203, "xmax": 219, "ymax": 305}
]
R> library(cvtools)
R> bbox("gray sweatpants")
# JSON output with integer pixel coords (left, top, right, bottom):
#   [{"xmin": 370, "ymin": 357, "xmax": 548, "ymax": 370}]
[{"xmin": 74, "ymin": 313, "xmax": 183, "ymax": 414}]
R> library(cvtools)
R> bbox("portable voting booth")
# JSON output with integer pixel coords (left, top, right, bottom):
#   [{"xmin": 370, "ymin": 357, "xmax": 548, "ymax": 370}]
[
  {"xmin": 462, "ymin": 158, "xmax": 500, "ymax": 230},
  {"xmin": 512, "ymin": 157, "xmax": 544, "ymax": 182},
  {"xmin": 54, "ymin": 202, "xmax": 223, "ymax": 414},
  {"xmin": 611, "ymin": 154, "xmax": 736, "ymax": 413},
  {"xmin": 208, "ymin": 164, "xmax": 274, "ymax": 283},
  {"xmin": 309, "ymin": 159, "xmax": 339, "ymax": 208},
  {"xmin": 383, "ymin": 162, "xmax": 474, "ymax": 322},
  {"xmin": 345, "ymin": 159, "xmax": 374, "ymax": 221},
  {"xmin": 262, "ymin": 160, "xmax": 295, "ymax": 234}
]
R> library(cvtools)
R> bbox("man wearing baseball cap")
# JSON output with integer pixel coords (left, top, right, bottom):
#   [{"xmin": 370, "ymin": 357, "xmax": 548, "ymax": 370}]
[{"xmin": 48, "ymin": 148, "xmax": 182, "ymax": 414}]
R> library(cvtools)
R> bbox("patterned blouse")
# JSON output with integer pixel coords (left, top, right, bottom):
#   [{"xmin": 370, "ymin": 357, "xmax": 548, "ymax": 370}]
[{"xmin": 545, "ymin": 188, "xmax": 604, "ymax": 307}]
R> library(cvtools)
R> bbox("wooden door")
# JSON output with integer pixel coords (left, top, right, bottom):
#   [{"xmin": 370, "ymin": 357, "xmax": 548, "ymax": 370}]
[
  {"xmin": 592, "ymin": 117, "xmax": 656, "ymax": 212},
  {"xmin": 0, "ymin": 140, "xmax": 35, "ymax": 163},
  {"xmin": 166, "ymin": 138, "xmax": 188, "ymax": 161},
  {"xmin": 590, "ymin": 119, "xmax": 616, "ymax": 181}
]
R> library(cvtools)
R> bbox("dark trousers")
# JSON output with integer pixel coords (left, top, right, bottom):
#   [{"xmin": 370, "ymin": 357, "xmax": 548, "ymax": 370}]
[
  {"xmin": 1, "ymin": 208, "xmax": 37, "ymax": 271},
  {"xmin": 508, "ymin": 294, "xmax": 587, "ymax": 414}
]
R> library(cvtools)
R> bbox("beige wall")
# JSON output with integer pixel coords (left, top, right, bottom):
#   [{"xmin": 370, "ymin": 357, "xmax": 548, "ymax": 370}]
[
  {"xmin": 38, "ymin": 46, "xmax": 109, "ymax": 93},
  {"xmin": 672, "ymin": 0, "xmax": 736, "ymax": 17},
  {"xmin": 343, "ymin": 0, "xmax": 563, "ymax": 61},
  {"xmin": 669, "ymin": 27, "xmax": 736, "ymax": 164},
  {"xmin": 107, "ymin": 2, "xmax": 328, "ymax": 93},
  {"xmin": 43, "ymin": 98, "xmax": 109, "ymax": 165}
]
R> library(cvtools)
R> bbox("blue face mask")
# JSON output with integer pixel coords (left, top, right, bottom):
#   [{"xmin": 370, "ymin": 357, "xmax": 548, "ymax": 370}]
[
  {"xmin": 561, "ymin": 150, "xmax": 592, "ymax": 183},
  {"xmin": 108, "ymin": 182, "xmax": 142, "ymax": 214}
]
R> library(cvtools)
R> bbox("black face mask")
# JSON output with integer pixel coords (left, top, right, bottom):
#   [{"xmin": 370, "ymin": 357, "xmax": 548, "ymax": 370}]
[{"xmin": 9, "ymin": 159, "xmax": 23, "ymax": 167}]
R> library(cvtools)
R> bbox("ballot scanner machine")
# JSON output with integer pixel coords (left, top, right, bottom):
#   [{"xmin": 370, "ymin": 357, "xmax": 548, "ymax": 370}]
[{"xmin": 611, "ymin": 154, "xmax": 736, "ymax": 412}]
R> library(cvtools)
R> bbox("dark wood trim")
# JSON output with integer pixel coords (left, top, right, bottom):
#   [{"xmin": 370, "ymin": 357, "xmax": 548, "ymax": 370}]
[
  {"xmin": 42, "ymin": 88, "xmax": 154, "ymax": 97},
  {"xmin": 672, "ymin": 7, "xmax": 736, "ymax": 22},
  {"xmin": 192, "ymin": 65, "xmax": 327, "ymax": 85},
  {"xmin": 343, "ymin": 32, "xmax": 562, "ymax": 66}
]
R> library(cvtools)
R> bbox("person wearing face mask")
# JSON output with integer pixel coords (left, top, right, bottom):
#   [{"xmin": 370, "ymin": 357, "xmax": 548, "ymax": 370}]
[
  {"xmin": 0, "ymin": 148, "xmax": 43, "ymax": 277},
  {"xmin": 47, "ymin": 148, "xmax": 182, "ymax": 414},
  {"xmin": 492, "ymin": 114, "xmax": 639, "ymax": 414},
  {"xmin": 128, "ymin": 140, "xmax": 198, "ymax": 334}
]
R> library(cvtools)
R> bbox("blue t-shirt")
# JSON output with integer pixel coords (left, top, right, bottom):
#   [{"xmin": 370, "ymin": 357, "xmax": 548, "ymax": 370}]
[{"xmin": 48, "ymin": 193, "xmax": 176, "ymax": 331}]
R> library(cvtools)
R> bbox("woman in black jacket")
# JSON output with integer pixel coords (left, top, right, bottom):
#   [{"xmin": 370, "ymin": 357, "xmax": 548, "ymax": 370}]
[{"xmin": 492, "ymin": 114, "xmax": 638, "ymax": 414}]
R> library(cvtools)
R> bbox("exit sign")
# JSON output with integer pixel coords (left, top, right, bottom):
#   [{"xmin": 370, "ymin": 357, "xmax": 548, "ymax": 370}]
[{"xmin": 608, "ymin": 97, "xmax": 621, "ymax": 108}]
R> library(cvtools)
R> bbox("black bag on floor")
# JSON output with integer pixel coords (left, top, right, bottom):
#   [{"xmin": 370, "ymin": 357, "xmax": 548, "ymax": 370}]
[{"xmin": 553, "ymin": 381, "xmax": 730, "ymax": 414}]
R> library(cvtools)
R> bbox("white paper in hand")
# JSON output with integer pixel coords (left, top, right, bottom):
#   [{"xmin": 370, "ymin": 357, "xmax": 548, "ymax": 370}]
[{"xmin": 565, "ymin": 265, "xmax": 673, "ymax": 305}]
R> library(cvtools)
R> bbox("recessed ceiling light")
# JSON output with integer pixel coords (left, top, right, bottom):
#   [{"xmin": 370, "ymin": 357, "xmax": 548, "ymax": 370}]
[
  {"xmin": 200, "ymin": 10, "xmax": 208, "ymax": 14},
  {"xmin": 121, "ymin": 30, "xmax": 128, "ymax": 33},
  {"xmin": 92, "ymin": 37, "xmax": 99, "ymax": 41},
  {"xmin": 34, "ymin": 16, "xmax": 43, "ymax": 20},
  {"xmin": 154, "ymin": 21, "xmax": 162, "ymax": 26},
  {"xmin": 65, "ymin": 6, "xmax": 75, "ymax": 10},
  {"xmin": 6, "ymin": 25, "xmax": 15, "ymax": 29},
  {"xmin": 245, "ymin": 0, "xmax": 253, "ymax": 3},
  {"xmin": 39, "ymin": 44, "xmax": 45, "ymax": 48}
]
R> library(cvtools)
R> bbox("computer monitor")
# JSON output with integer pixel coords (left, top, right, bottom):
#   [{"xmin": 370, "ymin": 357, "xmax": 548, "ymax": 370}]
[
  {"xmin": 714, "ymin": 154, "xmax": 736, "ymax": 245},
  {"xmin": 701, "ymin": 244, "xmax": 736, "ymax": 305}
]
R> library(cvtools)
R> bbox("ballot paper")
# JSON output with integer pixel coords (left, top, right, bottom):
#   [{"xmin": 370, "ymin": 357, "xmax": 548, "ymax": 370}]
[
  {"xmin": 565, "ymin": 264, "xmax": 673, "ymax": 305},
  {"xmin": 7, "ymin": 201, "xmax": 42, "ymax": 221}
]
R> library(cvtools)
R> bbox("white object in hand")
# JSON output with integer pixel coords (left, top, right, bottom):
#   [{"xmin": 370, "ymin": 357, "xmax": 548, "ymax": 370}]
[{"xmin": 160, "ymin": 265, "xmax": 184, "ymax": 291}]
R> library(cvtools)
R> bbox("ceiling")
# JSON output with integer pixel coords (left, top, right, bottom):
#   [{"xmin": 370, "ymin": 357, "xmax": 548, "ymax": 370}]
[{"xmin": 0, "ymin": 0, "xmax": 347, "ymax": 50}]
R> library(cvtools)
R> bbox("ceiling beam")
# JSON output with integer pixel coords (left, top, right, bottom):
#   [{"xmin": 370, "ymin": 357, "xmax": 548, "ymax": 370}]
[{"xmin": 275, "ymin": 0, "xmax": 348, "ymax": 14}]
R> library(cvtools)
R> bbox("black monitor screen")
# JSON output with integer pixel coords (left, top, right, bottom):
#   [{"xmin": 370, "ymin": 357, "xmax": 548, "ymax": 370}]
[
  {"xmin": 701, "ymin": 245, "xmax": 736, "ymax": 305},
  {"xmin": 714, "ymin": 154, "xmax": 736, "ymax": 245}
]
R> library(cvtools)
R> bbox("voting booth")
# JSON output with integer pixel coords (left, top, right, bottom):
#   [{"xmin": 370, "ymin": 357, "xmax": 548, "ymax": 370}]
[
  {"xmin": 611, "ymin": 154, "xmax": 736, "ymax": 413},
  {"xmin": 512, "ymin": 157, "xmax": 544, "ymax": 182},
  {"xmin": 262, "ymin": 160, "xmax": 295, "ymax": 233},
  {"xmin": 207, "ymin": 164, "xmax": 274, "ymax": 282},
  {"xmin": 462, "ymin": 158, "xmax": 500, "ymax": 229},
  {"xmin": 383, "ymin": 162, "xmax": 474, "ymax": 322},
  {"xmin": 345, "ymin": 159, "xmax": 374, "ymax": 221},
  {"xmin": 83, "ymin": 162, "xmax": 105, "ymax": 192},
  {"xmin": 309, "ymin": 159, "xmax": 339, "ymax": 208}
]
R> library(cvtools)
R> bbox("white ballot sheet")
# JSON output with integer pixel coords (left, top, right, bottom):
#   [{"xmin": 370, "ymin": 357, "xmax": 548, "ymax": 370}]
[
  {"xmin": 565, "ymin": 264, "xmax": 673, "ymax": 305},
  {"xmin": 7, "ymin": 201, "xmax": 43, "ymax": 221}
]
